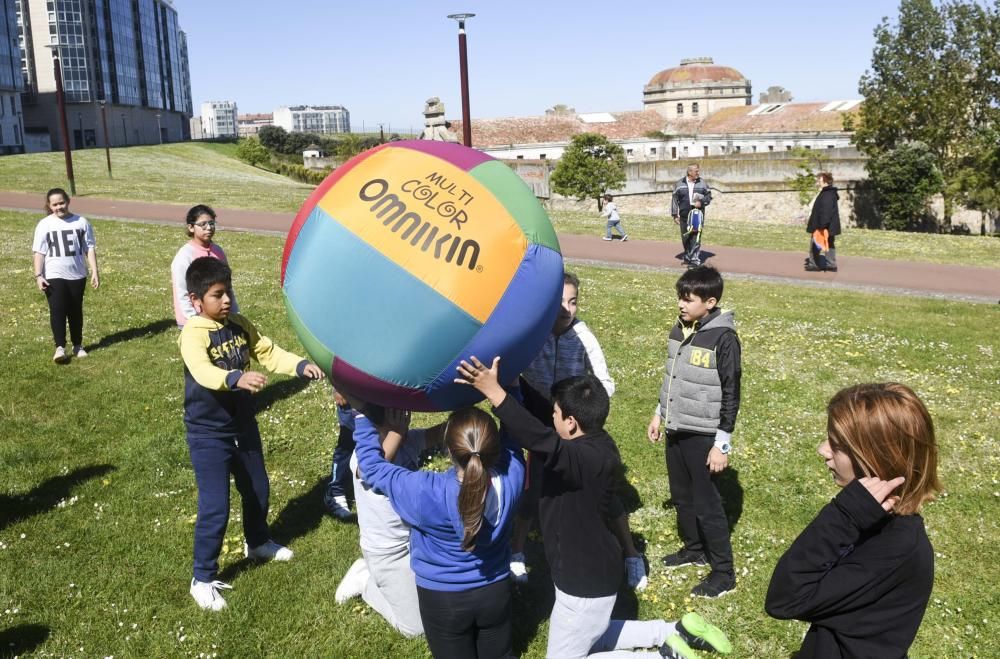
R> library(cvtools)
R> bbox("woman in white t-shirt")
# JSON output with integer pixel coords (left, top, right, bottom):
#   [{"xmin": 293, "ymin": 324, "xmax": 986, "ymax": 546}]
[{"xmin": 32, "ymin": 188, "xmax": 100, "ymax": 363}]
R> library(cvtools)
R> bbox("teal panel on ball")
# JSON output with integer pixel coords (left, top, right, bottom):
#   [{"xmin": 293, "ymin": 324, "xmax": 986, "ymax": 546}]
[{"xmin": 283, "ymin": 207, "xmax": 483, "ymax": 388}]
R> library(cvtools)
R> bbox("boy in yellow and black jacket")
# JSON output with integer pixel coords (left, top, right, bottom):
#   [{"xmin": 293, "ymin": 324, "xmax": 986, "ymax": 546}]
[{"xmin": 179, "ymin": 257, "xmax": 324, "ymax": 611}]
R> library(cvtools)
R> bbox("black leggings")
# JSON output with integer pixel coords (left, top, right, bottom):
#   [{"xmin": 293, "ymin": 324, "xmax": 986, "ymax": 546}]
[
  {"xmin": 45, "ymin": 277, "xmax": 86, "ymax": 348},
  {"xmin": 417, "ymin": 579, "xmax": 512, "ymax": 659}
]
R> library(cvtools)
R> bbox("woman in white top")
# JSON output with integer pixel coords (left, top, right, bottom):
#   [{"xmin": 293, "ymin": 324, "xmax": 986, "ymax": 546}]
[{"xmin": 32, "ymin": 188, "xmax": 99, "ymax": 363}]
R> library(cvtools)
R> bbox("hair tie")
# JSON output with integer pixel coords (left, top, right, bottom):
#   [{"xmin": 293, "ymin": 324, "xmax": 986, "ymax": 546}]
[{"xmin": 470, "ymin": 451, "xmax": 481, "ymax": 458}]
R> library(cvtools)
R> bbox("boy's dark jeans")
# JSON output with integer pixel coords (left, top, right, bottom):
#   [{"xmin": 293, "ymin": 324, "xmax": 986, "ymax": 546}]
[
  {"xmin": 665, "ymin": 431, "xmax": 733, "ymax": 575},
  {"xmin": 326, "ymin": 423, "xmax": 356, "ymax": 500},
  {"xmin": 188, "ymin": 427, "xmax": 270, "ymax": 582}
]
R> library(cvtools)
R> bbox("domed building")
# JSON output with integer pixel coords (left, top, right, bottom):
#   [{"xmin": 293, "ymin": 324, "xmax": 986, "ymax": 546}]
[{"xmin": 642, "ymin": 57, "xmax": 751, "ymax": 119}]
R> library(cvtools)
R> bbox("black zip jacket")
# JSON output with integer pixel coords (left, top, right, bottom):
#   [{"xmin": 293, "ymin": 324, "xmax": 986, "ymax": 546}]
[
  {"xmin": 493, "ymin": 395, "xmax": 625, "ymax": 598},
  {"xmin": 766, "ymin": 479, "xmax": 933, "ymax": 658}
]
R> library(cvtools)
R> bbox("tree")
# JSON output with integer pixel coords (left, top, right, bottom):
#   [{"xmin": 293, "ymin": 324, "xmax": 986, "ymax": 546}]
[
  {"xmin": 550, "ymin": 133, "xmax": 626, "ymax": 208},
  {"xmin": 851, "ymin": 0, "xmax": 998, "ymax": 229},
  {"xmin": 235, "ymin": 137, "xmax": 271, "ymax": 168},
  {"xmin": 257, "ymin": 125, "xmax": 287, "ymax": 152},
  {"xmin": 867, "ymin": 141, "xmax": 944, "ymax": 231},
  {"xmin": 335, "ymin": 134, "xmax": 363, "ymax": 161},
  {"xmin": 951, "ymin": 128, "xmax": 1000, "ymax": 235},
  {"xmin": 785, "ymin": 146, "xmax": 830, "ymax": 207}
]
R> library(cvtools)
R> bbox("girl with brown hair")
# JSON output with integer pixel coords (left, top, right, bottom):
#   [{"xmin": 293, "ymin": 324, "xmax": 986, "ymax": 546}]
[
  {"xmin": 766, "ymin": 383, "xmax": 942, "ymax": 657},
  {"xmin": 354, "ymin": 405, "xmax": 525, "ymax": 659}
]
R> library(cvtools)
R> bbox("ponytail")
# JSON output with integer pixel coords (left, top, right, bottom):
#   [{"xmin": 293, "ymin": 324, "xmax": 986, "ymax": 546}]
[{"xmin": 446, "ymin": 407, "xmax": 501, "ymax": 551}]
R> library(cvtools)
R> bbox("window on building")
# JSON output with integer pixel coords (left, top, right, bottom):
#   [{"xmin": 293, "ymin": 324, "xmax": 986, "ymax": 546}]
[
  {"xmin": 827, "ymin": 144, "xmax": 835, "ymax": 149},
  {"xmin": 752, "ymin": 145, "xmax": 757, "ymax": 152},
  {"xmin": 650, "ymin": 147, "xmax": 657, "ymax": 155},
  {"xmin": 692, "ymin": 102, "xmax": 699, "ymax": 115},
  {"xmin": 671, "ymin": 146, "xmax": 677, "ymax": 159},
  {"xmin": 768, "ymin": 145, "xmax": 774, "ymax": 152},
  {"xmin": 539, "ymin": 154, "xmax": 546, "ymax": 159},
  {"xmin": 786, "ymin": 145, "xmax": 793, "ymax": 151},
  {"xmin": 804, "ymin": 145, "xmax": 811, "ymax": 150},
  {"xmin": 703, "ymin": 146, "xmax": 708, "ymax": 156},
  {"xmin": 516, "ymin": 155, "xmax": 524, "ymax": 159},
  {"xmin": 626, "ymin": 148, "xmax": 633, "ymax": 156},
  {"xmin": 734, "ymin": 145, "xmax": 741, "ymax": 153},
  {"xmin": 683, "ymin": 146, "xmax": 689, "ymax": 155},
  {"xmin": 676, "ymin": 103, "xmax": 683, "ymax": 116}
]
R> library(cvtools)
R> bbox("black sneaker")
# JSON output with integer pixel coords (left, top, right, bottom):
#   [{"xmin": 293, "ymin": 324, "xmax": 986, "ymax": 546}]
[
  {"xmin": 691, "ymin": 571, "xmax": 735, "ymax": 599},
  {"xmin": 661, "ymin": 549, "xmax": 708, "ymax": 570}
]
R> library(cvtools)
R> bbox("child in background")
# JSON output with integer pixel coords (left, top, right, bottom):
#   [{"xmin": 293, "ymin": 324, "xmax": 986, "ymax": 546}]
[
  {"xmin": 334, "ymin": 404, "xmax": 445, "ymax": 638},
  {"xmin": 179, "ymin": 257, "xmax": 324, "ymax": 611},
  {"xmin": 766, "ymin": 383, "xmax": 941, "ymax": 657},
  {"xmin": 458, "ymin": 361, "xmax": 731, "ymax": 659},
  {"xmin": 354, "ymin": 404, "xmax": 525, "ymax": 658},
  {"xmin": 601, "ymin": 194, "xmax": 628, "ymax": 241},
  {"xmin": 515, "ymin": 272, "xmax": 646, "ymax": 591},
  {"xmin": 171, "ymin": 204, "xmax": 238, "ymax": 328},
  {"xmin": 32, "ymin": 187, "xmax": 100, "ymax": 363},
  {"xmin": 648, "ymin": 265, "xmax": 741, "ymax": 599},
  {"xmin": 323, "ymin": 389, "xmax": 356, "ymax": 520}
]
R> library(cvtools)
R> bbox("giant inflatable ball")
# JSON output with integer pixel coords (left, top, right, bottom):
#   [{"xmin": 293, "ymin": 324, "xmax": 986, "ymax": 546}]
[{"xmin": 281, "ymin": 140, "xmax": 563, "ymax": 411}]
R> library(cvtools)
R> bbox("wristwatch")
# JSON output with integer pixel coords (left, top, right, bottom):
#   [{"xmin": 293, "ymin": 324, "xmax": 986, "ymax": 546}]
[{"xmin": 715, "ymin": 442, "xmax": 731, "ymax": 454}]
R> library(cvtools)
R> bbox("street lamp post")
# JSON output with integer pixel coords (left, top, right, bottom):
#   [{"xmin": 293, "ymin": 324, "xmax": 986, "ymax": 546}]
[
  {"xmin": 155, "ymin": 113, "xmax": 162, "ymax": 144},
  {"xmin": 77, "ymin": 112, "xmax": 83, "ymax": 147},
  {"xmin": 98, "ymin": 100, "xmax": 112, "ymax": 178},
  {"xmin": 447, "ymin": 13, "xmax": 475, "ymax": 147},
  {"xmin": 46, "ymin": 45, "xmax": 76, "ymax": 195}
]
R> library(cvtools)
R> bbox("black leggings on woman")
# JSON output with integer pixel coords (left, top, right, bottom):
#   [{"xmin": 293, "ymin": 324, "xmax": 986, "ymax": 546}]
[
  {"xmin": 45, "ymin": 277, "xmax": 86, "ymax": 348},
  {"xmin": 417, "ymin": 579, "xmax": 512, "ymax": 659}
]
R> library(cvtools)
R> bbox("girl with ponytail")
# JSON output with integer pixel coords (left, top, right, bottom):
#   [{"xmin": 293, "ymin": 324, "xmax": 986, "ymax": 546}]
[{"xmin": 354, "ymin": 404, "xmax": 525, "ymax": 659}]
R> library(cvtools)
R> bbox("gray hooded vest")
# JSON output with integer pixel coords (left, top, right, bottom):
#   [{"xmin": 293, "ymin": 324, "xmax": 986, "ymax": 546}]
[{"xmin": 658, "ymin": 310, "xmax": 737, "ymax": 434}]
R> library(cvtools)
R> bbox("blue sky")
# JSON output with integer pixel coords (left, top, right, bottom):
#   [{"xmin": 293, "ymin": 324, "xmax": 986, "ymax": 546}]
[{"xmin": 173, "ymin": 0, "xmax": 901, "ymax": 133}]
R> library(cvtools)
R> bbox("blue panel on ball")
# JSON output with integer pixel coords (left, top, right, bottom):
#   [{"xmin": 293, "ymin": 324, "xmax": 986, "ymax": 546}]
[
  {"xmin": 425, "ymin": 243, "xmax": 564, "ymax": 409},
  {"xmin": 283, "ymin": 208, "xmax": 483, "ymax": 389}
]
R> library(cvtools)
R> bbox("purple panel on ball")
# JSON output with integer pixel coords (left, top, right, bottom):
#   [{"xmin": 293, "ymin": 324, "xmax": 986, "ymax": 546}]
[
  {"xmin": 393, "ymin": 139, "xmax": 493, "ymax": 171},
  {"xmin": 332, "ymin": 357, "xmax": 437, "ymax": 412}
]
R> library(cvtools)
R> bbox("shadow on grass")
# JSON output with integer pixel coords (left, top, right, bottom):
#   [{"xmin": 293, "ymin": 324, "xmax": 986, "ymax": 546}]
[
  {"xmin": 0, "ymin": 464, "xmax": 116, "ymax": 532},
  {"xmin": 84, "ymin": 318, "xmax": 175, "ymax": 352},
  {"xmin": 672, "ymin": 249, "xmax": 717, "ymax": 264},
  {"xmin": 254, "ymin": 377, "xmax": 311, "ymax": 414},
  {"xmin": 0, "ymin": 623, "xmax": 50, "ymax": 657},
  {"xmin": 217, "ymin": 477, "xmax": 341, "ymax": 584}
]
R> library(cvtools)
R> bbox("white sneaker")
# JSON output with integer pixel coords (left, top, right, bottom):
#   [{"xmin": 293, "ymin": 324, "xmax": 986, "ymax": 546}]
[
  {"xmin": 73, "ymin": 346, "xmax": 88, "ymax": 358},
  {"xmin": 53, "ymin": 346, "xmax": 68, "ymax": 363},
  {"xmin": 509, "ymin": 552, "xmax": 528, "ymax": 584},
  {"xmin": 245, "ymin": 540, "xmax": 293, "ymax": 562},
  {"xmin": 190, "ymin": 579, "xmax": 232, "ymax": 611},
  {"xmin": 626, "ymin": 556, "xmax": 648, "ymax": 591},
  {"xmin": 602, "ymin": 236, "xmax": 613, "ymax": 241},
  {"xmin": 335, "ymin": 557, "xmax": 369, "ymax": 604}
]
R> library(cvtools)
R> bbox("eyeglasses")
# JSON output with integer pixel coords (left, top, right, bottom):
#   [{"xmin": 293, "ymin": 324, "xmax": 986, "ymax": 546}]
[{"xmin": 193, "ymin": 220, "xmax": 217, "ymax": 229}]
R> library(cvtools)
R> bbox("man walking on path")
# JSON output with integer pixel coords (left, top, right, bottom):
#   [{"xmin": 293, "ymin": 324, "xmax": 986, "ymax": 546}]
[{"xmin": 672, "ymin": 164, "xmax": 712, "ymax": 267}]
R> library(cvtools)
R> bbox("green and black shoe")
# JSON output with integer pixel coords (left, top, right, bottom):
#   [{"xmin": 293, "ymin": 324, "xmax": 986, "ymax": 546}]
[{"xmin": 676, "ymin": 612, "xmax": 733, "ymax": 654}]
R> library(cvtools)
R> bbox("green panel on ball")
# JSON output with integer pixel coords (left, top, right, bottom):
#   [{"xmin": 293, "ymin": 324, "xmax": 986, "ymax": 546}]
[{"xmin": 469, "ymin": 160, "xmax": 561, "ymax": 254}]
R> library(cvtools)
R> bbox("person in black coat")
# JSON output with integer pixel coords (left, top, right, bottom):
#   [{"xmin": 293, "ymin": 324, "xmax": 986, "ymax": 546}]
[
  {"xmin": 805, "ymin": 172, "xmax": 841, "ymax": 272},
  {"xmin": 766, "ymin": 383, "xmax": 942, "ymax": 658}
]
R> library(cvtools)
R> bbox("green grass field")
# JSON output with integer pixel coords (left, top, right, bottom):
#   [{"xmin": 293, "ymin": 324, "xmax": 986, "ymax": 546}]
[
  {"xmin": 1, "ymin": 143, "xmax": 997, "ymax": 267},
  {"xmin": 1, "ymin": 210, "xmax": 997, "ymax": 657}
]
